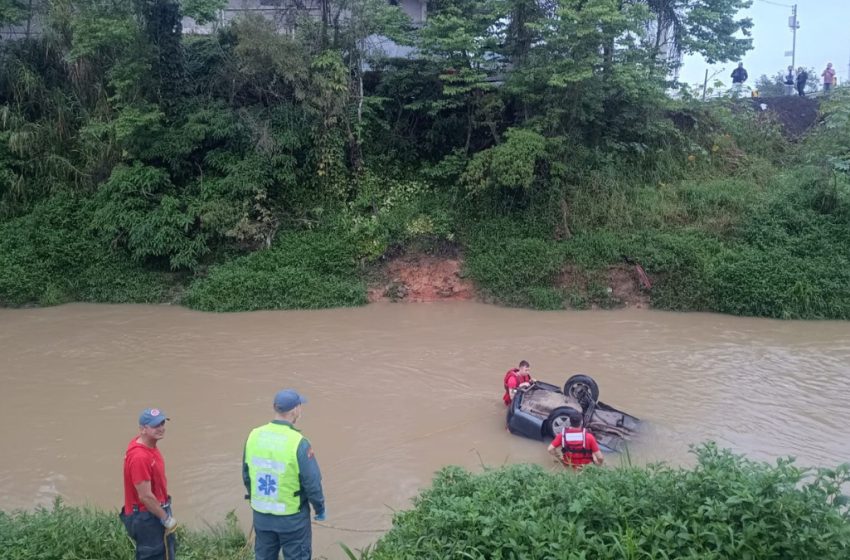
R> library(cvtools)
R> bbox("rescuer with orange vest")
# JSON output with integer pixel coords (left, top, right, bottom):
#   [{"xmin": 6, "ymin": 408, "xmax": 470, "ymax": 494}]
[
  {"xmin": 503, "ymin": 360, "xmax": 536, "ymax": 405},
  {"xmin": 547, "ymin": 412, "xmax": 604, "ymax": 469}
]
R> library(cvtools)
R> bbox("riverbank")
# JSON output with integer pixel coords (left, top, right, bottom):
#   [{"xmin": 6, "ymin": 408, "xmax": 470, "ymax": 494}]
[
  {"xmin": 4, "ymin": 148, "xmax": 849, "ymax": 318},
  {"xmin": 0, "ymin": 499, "xmax": 252, "ymax": 560},
  {"xmin": 2, "ymin": 16, "xmax": 849, "ymax": 319},
  {"xmin": 4, "ymin": 445, "xmax": 849, "ymax": 560}
]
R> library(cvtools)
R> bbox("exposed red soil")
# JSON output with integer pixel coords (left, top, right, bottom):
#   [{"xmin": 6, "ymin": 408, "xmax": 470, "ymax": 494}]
[
  {"xmin": 369, "ymin": 254, "xmax": 652, "ymax": 308},
  {"xmin": 368, "ymin": 254, "xmax": 475, "ymax": 302}
]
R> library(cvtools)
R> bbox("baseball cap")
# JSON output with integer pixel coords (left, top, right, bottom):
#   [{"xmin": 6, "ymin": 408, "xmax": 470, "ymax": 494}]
[
  {"xmin": 139, "ymin": 408, "xmax": 169, "ymax": 427},
  {"xmin": 274, "ymin": 389, "xmax": 307, "ymax": 412}
]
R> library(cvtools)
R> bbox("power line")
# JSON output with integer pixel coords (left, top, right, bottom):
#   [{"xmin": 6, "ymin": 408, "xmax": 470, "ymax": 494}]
[{"xmin": 754, "ymin": 0, "xmax": 794, "ymax": 8}]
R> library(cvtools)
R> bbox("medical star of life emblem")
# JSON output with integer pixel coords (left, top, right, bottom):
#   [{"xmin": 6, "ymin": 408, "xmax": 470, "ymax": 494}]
[{"xmin": 258, "ymin": 474, "xmax": 277, "ymax": 497}]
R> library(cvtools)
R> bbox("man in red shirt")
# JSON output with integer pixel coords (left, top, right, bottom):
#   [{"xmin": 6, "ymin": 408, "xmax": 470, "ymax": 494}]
[
  {"xmin": 503, "ymin": 360, "xmax": 535, "ymax": 405},
  {"xmin": 120, "ymin": 408, "xmax": 178, "ymax": 560},
  {"xmin": 547, "ymin": 413, "xmax": 604, "ymax": 469}
]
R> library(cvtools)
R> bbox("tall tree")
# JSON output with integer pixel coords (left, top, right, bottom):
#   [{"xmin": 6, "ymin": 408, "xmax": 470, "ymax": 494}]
[{"xmin": 644, "ymin": 0, "xmax": 753, "ymax": 65}]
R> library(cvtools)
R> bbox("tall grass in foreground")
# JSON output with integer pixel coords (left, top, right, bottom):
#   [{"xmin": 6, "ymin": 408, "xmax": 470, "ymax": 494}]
[
  {"xmin": 0, "ymin": 499, "xmax": 251, "ymax": 560},
  {"xmin": 357, "ymin": 443, "xmax": 850, "ymax": 559}
]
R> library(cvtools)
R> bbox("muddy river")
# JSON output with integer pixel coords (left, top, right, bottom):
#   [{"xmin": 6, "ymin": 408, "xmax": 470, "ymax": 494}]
[{"xmin": 1, "ymin": 303, "xmax": 849, "ymax": 558}]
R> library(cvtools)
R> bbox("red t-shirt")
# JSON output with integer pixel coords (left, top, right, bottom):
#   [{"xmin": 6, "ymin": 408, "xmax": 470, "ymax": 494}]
[
  {"xmin": 551, "ymin": 428, "xmax": 600, "ymax": 468},
  {"xmin": 123, "ymin": 438, "xmax": 168, "ymax": 515},
  {"xmin": 503, "ymin": 369, "xmax": 532, "ymax": 405}
]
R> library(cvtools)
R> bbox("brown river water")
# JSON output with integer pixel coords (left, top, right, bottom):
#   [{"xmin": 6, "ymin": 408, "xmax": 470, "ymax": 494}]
[{"xmin": 1, "ymin": 303, "xmax": 849, "ymax": 558}]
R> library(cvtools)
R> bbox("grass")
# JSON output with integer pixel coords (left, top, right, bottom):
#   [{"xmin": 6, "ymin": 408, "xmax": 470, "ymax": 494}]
[
  {"xmin": 359, "ymin": 443, "xmax": 850, "ymax": 559},
  {"xmin": 0, "ymin": 499, "xmax": 251, "ymax": 560},
  {"xmin": 0, "ymin": 193, "xmax": 172, "ymax": 307},
  {"xmin": 459, "ymin": 157, "xmax": 850, "ymax": 318},
  {"xmin": 183, "ymin": 230, "xmax": 368, "ymax": 311}
]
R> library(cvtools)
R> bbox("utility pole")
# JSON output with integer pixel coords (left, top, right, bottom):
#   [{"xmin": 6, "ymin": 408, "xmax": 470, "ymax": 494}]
[{"xmin": 789, "ymin": 5, "xmax": 799, "ymax": 70}]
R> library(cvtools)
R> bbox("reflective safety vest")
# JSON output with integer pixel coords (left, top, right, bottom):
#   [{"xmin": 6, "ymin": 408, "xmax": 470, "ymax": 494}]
[
  {"xmin": 560, "ymin": 427, "xmax": 594, "ymax": 467},
  {"xmin": 245, "ymin": 423, "xmax": 303, "ymax": 516}
]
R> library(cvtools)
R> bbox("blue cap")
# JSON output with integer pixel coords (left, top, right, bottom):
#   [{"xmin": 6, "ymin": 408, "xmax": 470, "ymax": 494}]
[
  {"xmin": 139, "ymin": 408, "xmax": 169, "ymax": 427},
  {"xmin": 274, "ymin": 389, "xmax": 307, "ymax": 412}
]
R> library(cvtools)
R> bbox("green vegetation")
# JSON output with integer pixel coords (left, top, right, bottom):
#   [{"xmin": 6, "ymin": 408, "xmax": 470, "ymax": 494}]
[
  {"xmin": 0, "ymin": 499, "xmax": 250, "ymax": 560},
  {"xmin": 7, "ymin": 446, "xmax": 847, "ymax": 560},
  {"xmin": 183, "ymin": 231, "xmax": 367, "ymax": 311},
  {"xmin": 361, "ymin": 444, "xmax": 850, "ymax": 559},
  {"xmin": 1, "ymin": 0, "xmax": 849, "ymax": 318}
]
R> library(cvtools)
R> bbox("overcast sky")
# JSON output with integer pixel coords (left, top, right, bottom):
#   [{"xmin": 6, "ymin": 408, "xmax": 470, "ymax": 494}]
[{"xmin": 679, "ymin": 0, "xmax": 848, "ymax": 86}]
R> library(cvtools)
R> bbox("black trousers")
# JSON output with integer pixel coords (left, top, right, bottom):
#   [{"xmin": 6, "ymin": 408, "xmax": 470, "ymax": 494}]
[{"xmin": 120, "ymin": 504, "xmax": 177, "ymax": 560}]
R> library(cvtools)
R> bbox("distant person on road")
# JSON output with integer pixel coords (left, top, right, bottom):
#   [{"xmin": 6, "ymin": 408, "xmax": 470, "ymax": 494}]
[
  {"xmin": 243, "ymin": 389, "xmax": 325, "ymax": 560},
  {"xmin": 796, "ymin": 67, "xmax": 808, "ymax": 97},
  {"xmin": 731, "ymin": 62, "xmax": 748, "ymax": 94},
  {"xmin": 822, "ymin": 63, "xmax": 836, "ymax": 92},
  {"xmin": 503, "ymin": 360, "xmax": 535, "ymax": 405},
  {"xmin": 121, "ymin": 408, "xmax": 177, "ymax": 560},
  {"xmin": 547, "ymin": 413, "xmax": 604, "ymax": 470},
  {"xmin": 784, "ymin": 66, "xmax": 795, "ymax": 96}
]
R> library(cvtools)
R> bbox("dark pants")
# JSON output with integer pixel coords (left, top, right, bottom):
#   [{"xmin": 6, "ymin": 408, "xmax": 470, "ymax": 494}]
[
  {"xmin": 797, "ymin": 84, "xmax": 806, "ymax": 96},
  {"xmin": 120, "ymin": 505, "xmax": 177, "ymax": 560},
  {"xmin": 254, "ymin": 509, "xmax": 312, "ymax": 560}
]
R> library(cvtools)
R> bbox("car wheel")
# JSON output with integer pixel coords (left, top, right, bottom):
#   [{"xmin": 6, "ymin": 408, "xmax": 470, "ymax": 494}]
[
  {"xmin": 546, "ymin": 407, "xmax": 579, "ymax": 437},
  {"xmin": 563, "ymin": 374, "xmax": 600, "ymax": 402}
]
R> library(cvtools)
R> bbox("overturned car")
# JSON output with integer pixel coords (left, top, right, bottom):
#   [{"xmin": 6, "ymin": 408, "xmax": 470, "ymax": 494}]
[{"xmin": 507, "ymin": 374, "xmax": 640, "ymax": 452}]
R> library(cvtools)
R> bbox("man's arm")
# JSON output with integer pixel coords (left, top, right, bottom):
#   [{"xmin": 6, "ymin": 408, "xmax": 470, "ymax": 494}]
[
  {"xmin": 242, "ymin": 443, "xmax": 251, "ymax": 498},
  {"xmin": 134, "ymin": 480, "xmax": 168, "ymax": 521},
  {"xmin": 547, "ymin": 435, "xmax": 563, "ymax": 463},
  {"xmin": 297, "ymin": 439, "xmax": 325, "ymax": 516},
  {"xmin": 588, "ymin": 434, "xmax": 604, "ymax": 465},
  {"xmin": 506, "ymin": 376, "xmax": 519, "ymax": 399}
]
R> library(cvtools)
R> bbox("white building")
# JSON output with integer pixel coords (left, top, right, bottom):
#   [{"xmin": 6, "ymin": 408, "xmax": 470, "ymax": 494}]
[
  {"xmin": 182, "ymin": 0, "xmax": 426, "ymax": 35},
  {"xmin": 0, "ymin": 0, "xmax": 426, "ymax": 45}
]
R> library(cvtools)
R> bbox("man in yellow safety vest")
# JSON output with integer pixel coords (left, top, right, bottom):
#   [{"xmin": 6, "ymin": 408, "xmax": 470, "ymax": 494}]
[{"xmin": 243, "ymin": 389, "xmax": 326, "ymax": 560}]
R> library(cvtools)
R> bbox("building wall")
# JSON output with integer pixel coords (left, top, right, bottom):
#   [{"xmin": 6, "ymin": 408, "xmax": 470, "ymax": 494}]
[
  {"xmin": 0, "ymin": 1, "xmax": 44, "ymax": 40},
  {"xmin": 182, "ymin": 0, "xmax": 426, "ymax": 35}
]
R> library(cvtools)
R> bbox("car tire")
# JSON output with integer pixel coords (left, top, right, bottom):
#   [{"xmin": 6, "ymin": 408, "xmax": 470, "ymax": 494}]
[
  {"xmin": 563, "ymin": 374, "xmax": 600, "ymax": 402},
  {"xmin": 546, "ymin": 407, "xmax": 580, "ymax": 438}
]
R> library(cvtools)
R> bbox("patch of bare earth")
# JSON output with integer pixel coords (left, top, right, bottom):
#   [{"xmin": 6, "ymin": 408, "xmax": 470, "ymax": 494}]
[
  {"xmin": 559, "ymin": 264, "xmax": 651, "ymax": 309},
  {"xmin": 369, "ymin": 254, "xmax": 652, "ymax": 308},
  {"xmin": 368, "ymin": 253, "xmax": 476, "ymax": 303}
]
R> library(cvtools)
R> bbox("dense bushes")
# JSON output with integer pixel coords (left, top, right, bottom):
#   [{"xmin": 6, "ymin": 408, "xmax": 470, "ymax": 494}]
[
  {"xmin": 0, "ymin": 194, "xmax": 170, "ymax": 306},
  {"xmin": 365, "ymin": 444, "xmax": 850, "ymax": 559},
  {"xmin": 183, "ymin": 231, "xmax": 367, "ymax": 311},
  {"xmin": 1, "ymin": 0, "xmax": 849, "ymax": 318},
  {"xmin": 0, "ymin": 500, "xmax": 250, "ymax": 560}
]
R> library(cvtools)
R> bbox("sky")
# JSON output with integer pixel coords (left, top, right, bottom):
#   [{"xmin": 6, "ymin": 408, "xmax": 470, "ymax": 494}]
[{"xmin": 678, "ymin": 0, "xmax": 848, "ymax": 87}]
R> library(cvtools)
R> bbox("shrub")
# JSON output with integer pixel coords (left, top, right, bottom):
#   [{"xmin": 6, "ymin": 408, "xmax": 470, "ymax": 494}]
[
  {"xmin": 0, "ymin": 499, "xmax": 251, "ymax": 560},
  {"xmin": 464, "ymin": 234, "xmax": 564, "ymax": 309},
  {"xmin": 345, "ymin": 174, "xmax": 455, "ymax": 260},
  {"xmin": 0, "ymin": 194, "xmax": 169, "ymax": 306},
  {"xmin": 365, "ymin": 444, "xmax": 850, "ymax": 559},
  {"xmin": 705, "ymin": 247, "xmax": 850, "ymax": 319},
  {"xmin": 183, "ymin": 230, "xmax": 367, "ymax": 311}
]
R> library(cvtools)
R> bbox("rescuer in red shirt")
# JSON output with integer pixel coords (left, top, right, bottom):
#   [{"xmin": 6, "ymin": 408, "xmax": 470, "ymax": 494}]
[
  {"xmin": 547, "ymin": 413, "xmax": 604, "ymax": 469},
  {"xmin": 120, "ymin": 408, "xmax": 178, "ymax": 560},
  {"xmin": 503, "ymin": 360, "xmax": 535, "ymax": 405}
]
